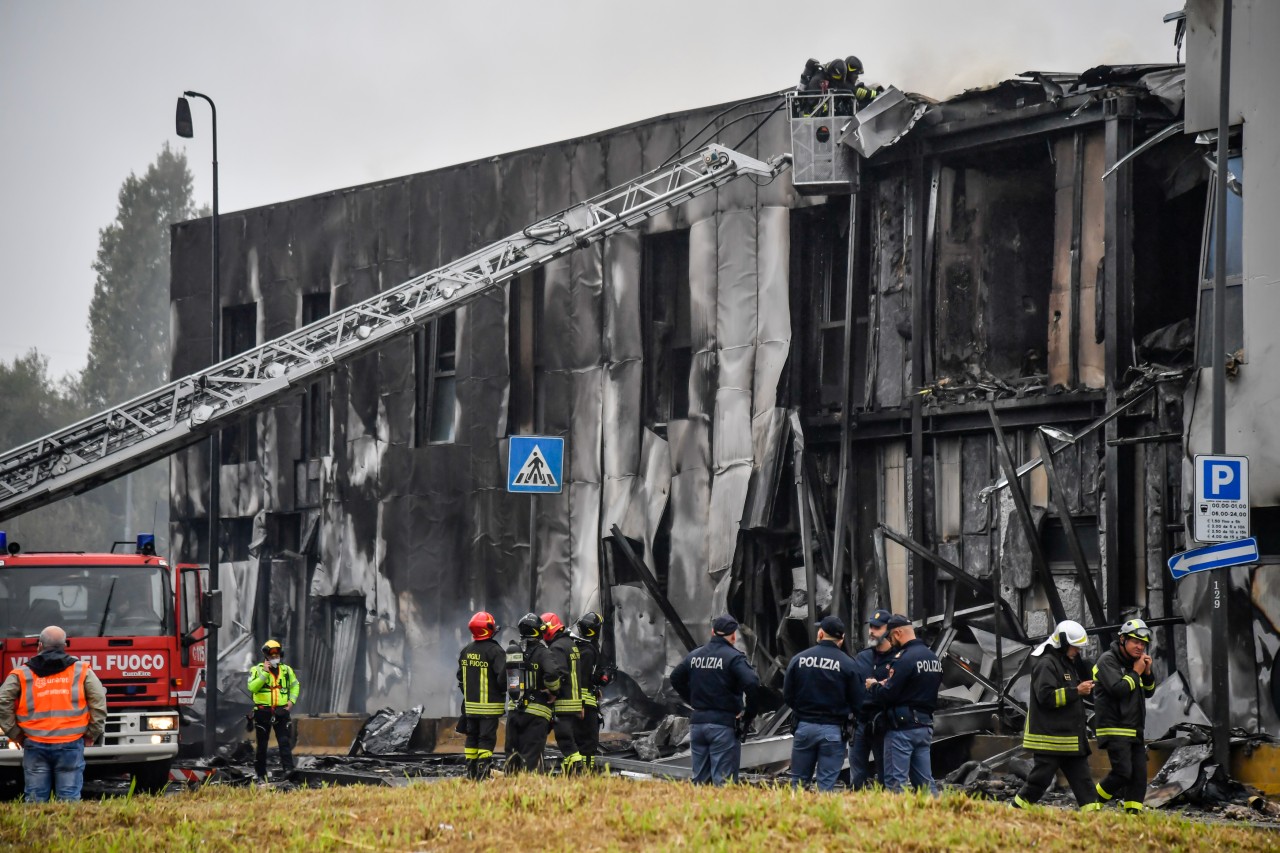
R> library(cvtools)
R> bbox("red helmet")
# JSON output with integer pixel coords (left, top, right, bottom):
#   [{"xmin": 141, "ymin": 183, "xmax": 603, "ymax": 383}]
[
  {"xmin": 468, "ymin": 611, "xmax": 498, "ymax": 641},
  {"xmin": 540, "ymin": 612, "xmax": 564, "ymax": 641}
]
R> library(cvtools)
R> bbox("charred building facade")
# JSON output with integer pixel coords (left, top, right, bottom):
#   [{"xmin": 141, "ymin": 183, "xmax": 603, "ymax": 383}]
[{"xmin": 168, "ymin": 56, "xmax": 1278, "ymax": 737}]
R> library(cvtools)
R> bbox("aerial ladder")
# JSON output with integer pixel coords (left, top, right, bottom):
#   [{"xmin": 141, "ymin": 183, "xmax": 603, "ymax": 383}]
[{"xmin": 0, "ymin": 144, "xmax": 788, "ymax": 522}]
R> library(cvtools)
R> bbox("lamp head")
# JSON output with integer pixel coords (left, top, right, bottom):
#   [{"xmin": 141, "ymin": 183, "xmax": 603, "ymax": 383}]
[{"xmin": 176, "ymin": 97, "xmax": 194, "ymax": 138}]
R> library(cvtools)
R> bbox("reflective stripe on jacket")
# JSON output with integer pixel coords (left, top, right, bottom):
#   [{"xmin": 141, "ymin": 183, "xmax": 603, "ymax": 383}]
[
  {"xmin": 1022, "ymin": 649, "xmax": 1089, "ymax": 755},
  {"xmin": 457, "ymin": 638, "xmax": 507, "ymax": 716},
  {"xmin": 15, "ymin": 662, "xmax": 90, "ymax": 743},
  {"xmin": 576, "ymin": 640, "xmax": 599, "ymax": 707},
  {"xmin": 548, "ymin": 634, "xmax": 583, "ymax": 713},
  {"xmin": 1092, "ymin": 641, "xmax": 1155, "ymax": 741},
  {"xmin": 247, "ymin": 663, "xmax": 300, "ymax": 707}
]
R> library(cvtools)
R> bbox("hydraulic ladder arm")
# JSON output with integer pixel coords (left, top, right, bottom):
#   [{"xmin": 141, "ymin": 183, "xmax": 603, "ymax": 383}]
[{"xmin": 0, "ymin": 144, "xmax": 788, "ymax": 522}]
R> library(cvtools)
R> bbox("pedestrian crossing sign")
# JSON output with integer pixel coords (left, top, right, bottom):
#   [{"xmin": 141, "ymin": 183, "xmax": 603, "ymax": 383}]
[{"xmin": 507, "ymin": 436, "xmax": 564, "ymax": 494}]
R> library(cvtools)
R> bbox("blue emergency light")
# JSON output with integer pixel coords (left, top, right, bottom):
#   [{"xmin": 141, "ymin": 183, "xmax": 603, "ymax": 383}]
[
  {"xmin": 0, "ymin": 532, "xmax": 5, "ymax": 552},
  {"xmin": 136, "ymin": 533, "xmax": 156, "ymax": 555}
]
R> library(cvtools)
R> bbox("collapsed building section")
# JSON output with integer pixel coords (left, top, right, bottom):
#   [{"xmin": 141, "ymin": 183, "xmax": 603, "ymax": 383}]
[{"xmin": 167, "ymin": 60, "xmax": 1277, "ymax": 745}]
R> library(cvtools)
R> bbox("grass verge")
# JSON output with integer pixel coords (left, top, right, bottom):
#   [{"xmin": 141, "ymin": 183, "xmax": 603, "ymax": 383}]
[{"xmin": 0, "ymin": 776, "xmax": 1273, "ymax": 852}]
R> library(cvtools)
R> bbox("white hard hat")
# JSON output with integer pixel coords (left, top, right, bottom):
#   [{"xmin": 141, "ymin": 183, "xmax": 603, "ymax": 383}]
[{"xmin": 1032, "ymin": 619, "xmax": 1089, "ymax": 656}]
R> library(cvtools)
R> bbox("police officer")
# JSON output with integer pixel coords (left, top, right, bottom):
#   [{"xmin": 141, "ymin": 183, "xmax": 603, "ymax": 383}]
[
  {"xmin": 1013, "ymin": 620, "xmax": 1099, "ymax": 811},
  {"xmin": 247, "ymin": 639, "xmax": 301, "ymax": 785},
  {"xmin": 1093, "ymin": 618, "xmax": 1157, "ymax": 813},
  {"xmin": 865, "ymin": 615, "xmax": 941, "ymax": 794},
  {"xmin": 542, "ymin": 612, "xmax": 587, "ymax": 775},
  {"xmin": 783, "ymin": 615, "xmax": 864, "ymax": 791},
  {"xmin": 456, "ymin": 611, "xmax": 506, "ymax": 780},
  {"xmin": 571, "ymin": 611, "xmax": 610, "ymax": 772},
  {"xmin": 504, "ymin": 612, "xmax": 563, "ymax": 774},
  {"xmin": 669, "ymin": 614, "xmax": 761, "ymax": 786},
  {"xmin": 849, "ymin": 609, "xmax": 894, "ymax": 789}
]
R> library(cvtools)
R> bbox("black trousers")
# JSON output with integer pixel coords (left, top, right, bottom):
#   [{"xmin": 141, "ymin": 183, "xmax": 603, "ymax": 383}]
[
  {"xmin": 574, "ymin": 704, "xmax": 600, "ymax": 765},
  {"xmin": 1098, "ymin": 738, "xmax": 1148, "ymax": 808},
  {"xmin": 253, "ymin": 707, "xmax": 294, "ymax": 779},
  {"xmin": 1016, "ymin": 752, "xmax": 1097, "ymax": 809},
  {"xmin": 464, "ymin": 715, "xmax": 500, "ymax": 759},
  {"xmin": 505, "ymin": 710, "xmax": 551, "ymax": 773},
  {"xmin": 553, "ymin": 710, "xmax": 582, "ymax": 762}
]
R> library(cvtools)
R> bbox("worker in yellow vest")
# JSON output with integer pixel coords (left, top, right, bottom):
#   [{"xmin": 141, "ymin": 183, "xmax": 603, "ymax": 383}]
[
  {"xmin": 0, "ymin": 626, "xmax": 107, "ymax": 802},
  {"xmin": 247, "ymin": 639, "xmax": 300, "ymax": 784}
]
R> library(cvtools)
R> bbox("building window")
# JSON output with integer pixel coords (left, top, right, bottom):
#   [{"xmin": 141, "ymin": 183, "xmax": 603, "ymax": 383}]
[
  {"xmin": 415, "ymin": 311, "xmax": 458, "ymax": 445},
  {"xmin": 300, "ymin": 292, "xmax": 331, "ymax": 459},
  {"xmin": 793, "ymin": 203, "xmax": 850, "ymax": 411},
  {"xmin": 642, "ymin": 230, "xmax": 691, "ymax": 430},
  {"xmin": 508, "ymin": 270, "xmax": 544, "ymax": 436},
  {"xmin": 220, "ymin": 303, "xmax": 258, "ymax": 464},
  {"xmin": 217, "ymin": 517, "xmax": 254, "ymax": 563},
  {"xmin": 1196, "ymin": 154, "xmax": 1244, "ymax": 368}
]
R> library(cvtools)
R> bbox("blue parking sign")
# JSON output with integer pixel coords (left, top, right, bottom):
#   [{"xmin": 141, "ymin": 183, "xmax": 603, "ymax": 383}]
[
  {"xmin": 508, "ymin": 436, "xmax": 564, "ymax": 494},
  {"xmin": 1193, "ymin": 454, "xmax": 1249, "ymax": 543}
]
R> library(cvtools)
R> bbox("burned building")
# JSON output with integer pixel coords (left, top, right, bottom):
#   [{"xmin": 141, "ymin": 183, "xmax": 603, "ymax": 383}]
[{"xmin": 168, "ymin": 48, "xmax": 1278, "ymax": 740}]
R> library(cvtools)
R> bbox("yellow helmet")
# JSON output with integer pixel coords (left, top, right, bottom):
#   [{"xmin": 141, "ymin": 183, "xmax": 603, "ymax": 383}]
[{"xmin": 262, "ymin": 639, "xmax": 283, "ymax": 656}]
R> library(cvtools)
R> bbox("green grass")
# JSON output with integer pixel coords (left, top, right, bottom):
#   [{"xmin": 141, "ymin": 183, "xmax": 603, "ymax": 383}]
[{"xmin": 0, "ymin": 776, "xmax": 1272, "ymax": 852}]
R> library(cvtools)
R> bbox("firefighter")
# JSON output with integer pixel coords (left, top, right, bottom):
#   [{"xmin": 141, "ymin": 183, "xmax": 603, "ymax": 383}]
[
  {"xmin": 456, "ymin": 611, "xmax": 506, "ymax": 780},
  {"xmin": 844, "ymin": 56, "xmax": 881, "ymax": 106},
  {"xmin": 1012, "ymin": 620, "xmax": 1100, "ymax": 811},
  {"xmin": 572, "ymin": 611, "xmax": 611, "ymax": 772},
  {"xmin": 849, "ymin": 608, "xmax": 894, "ymax": 789},
  {"xmin": 0, "ymin": 626, "xmax": 107, "ymax": 802},
  {"xmin": 541, "ymin": 612, "xmax": 587, "ymax": 774},
  {"xmin": 865, "ymin": 615, "xmax": 942, "ymax": 794},
  {"xmin": 247, "ymin": 638, "xmax": 300, "ymax": 784},
  {"xmin": 783, "ymin": 615, "xmax": 864, "ymax": 791},
  {"xmin": 1093, "ymin": 618, "xmax": 1157, "ymax": 813},
  {"xmin": 669, "ymin": 614, "xmax": 761, "ymax": 786},
  {"xmin": 504, "ymin": 612, "xmax": 563, "ymax": 774}
]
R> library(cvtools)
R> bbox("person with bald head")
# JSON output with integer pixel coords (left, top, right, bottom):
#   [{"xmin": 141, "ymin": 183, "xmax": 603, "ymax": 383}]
[{"xmin": 0, "ymin": 626, "xmax": 107, "ymax": 802}]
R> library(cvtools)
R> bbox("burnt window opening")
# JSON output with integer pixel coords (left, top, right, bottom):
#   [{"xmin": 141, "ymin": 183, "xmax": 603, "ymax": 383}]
[
  {"xmin": 933, "ymin": 143, "xmax": 1056, "ymax": 386},
  {"xmin": 220, "ymin": 303, "xmax": 259, "ymax": 465},
  {"xmin": 415, "ymin": 311, "xmax": 458, "ymax": 445},
  {"xmin": 218, "ymin": 516, "xmax": 254, "ymax": 563},
  {"xmin": 508, "ymin": 269, "xmax": 544, "ymax": 436},
  {"xmin": 793, "ymin": 201, "xmax": 854, "ymax": 413},
  {"xmin": 642, "ymin": 229, "xmax": 691, "ymax": 432},
  {"xmin": 300, "ymin": 292, "xmax": 332, "ymax": 460},
  {"xmin": 1196, "ymin": 154, "xmax": 1244, "ymax": 368}
]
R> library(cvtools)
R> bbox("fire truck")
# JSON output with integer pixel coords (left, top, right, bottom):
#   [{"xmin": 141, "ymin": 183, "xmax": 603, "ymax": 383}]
[{"xmin": 0, "ymin": 531, "xmax": 206, "ymax": 792}]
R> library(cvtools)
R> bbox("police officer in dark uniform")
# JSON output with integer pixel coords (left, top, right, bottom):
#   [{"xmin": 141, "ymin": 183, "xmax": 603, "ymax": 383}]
[
  {"xmin": 865, "ymin": 614, "xmax": 942, "ymax": 794},
  {"xmin": 504, "ymin": 612, "xmax": 564, "ymax": 774},
  {"xmin": 669, "ymin": 614, "xmax": 761, "ymax": 786},
  {"xmin": 571, "ymin": 611, "xmax": 610, "ymax": 772},
  {"xmin": 456, "ymin": 611, "xmax": 507, "ymax": 780},
  {"xmin": 783, "ymin": 615, "xmax": 864, "ymax": 791},
  {"xmin": 542, "ymin": 612, "xmax": 587, "ymax": 774},
  {"xmin": 849, "ymin": 608, "xmax": 894, "ymax": 789}
]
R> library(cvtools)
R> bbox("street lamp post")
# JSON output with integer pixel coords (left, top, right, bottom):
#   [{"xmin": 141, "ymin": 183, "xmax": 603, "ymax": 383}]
[{"xmin": 176, "ymin": 91, "xmax": 221, "ymax": 758}]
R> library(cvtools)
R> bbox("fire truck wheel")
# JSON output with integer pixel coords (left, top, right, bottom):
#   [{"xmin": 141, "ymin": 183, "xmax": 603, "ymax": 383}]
[{"xmin": 131, "ymin": 761, "xmax": 172, "ymax": 794}]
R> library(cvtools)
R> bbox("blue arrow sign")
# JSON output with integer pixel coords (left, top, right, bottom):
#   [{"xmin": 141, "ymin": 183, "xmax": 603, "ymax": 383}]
[{"xmin": 1167, "ymin": 537, "xmax": 1259, "ymax": 580}]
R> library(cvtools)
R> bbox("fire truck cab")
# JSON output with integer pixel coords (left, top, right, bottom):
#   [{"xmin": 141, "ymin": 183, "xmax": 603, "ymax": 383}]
[{"xmin": 0, "ymin": 532, "xmax": 206, "ymax": 792}]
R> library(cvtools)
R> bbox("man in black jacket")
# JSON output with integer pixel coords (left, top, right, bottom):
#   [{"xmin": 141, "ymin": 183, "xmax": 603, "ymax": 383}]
[
  {"xmin": 1013, "ymin": 619, "xmax": 1100, "ymax": 811},
  {"xmin": 670, "ymin": 614, "xmax": 761, "ymax": 785},
  {"xmin": 571, "ymin": 611, "xmax": 608, "ymax": 772},
  {"xmin": 542, "ymin": 612, "xmax": 587, "ymax": 775},
  {"xmin": 865, "ymin": 614, "xmax": 942, "ymax": 794},
  {"xmin": 1093, "ymin": 618, "xmax": 1157, "ymax": 813},
  {"xmin": 783, "ymin": 615, "xmax": 864, "ymax": 791},
  {"xmin": 456, "ymin": 611, "xmax": 507, "ymax": 780},
  {"xmin": 849, "ymin": 608, "xmax": 894, "ymax": 789},
  {"xmin": 505, "ymin": 612, "xmax": 564, "ymax": 774}
]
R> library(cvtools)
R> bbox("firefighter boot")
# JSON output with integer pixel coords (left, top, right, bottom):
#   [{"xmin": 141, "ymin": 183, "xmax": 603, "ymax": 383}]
[
  {"xmin": 476, "ymin": 758, "xmax": 492, "ymax": 781},
  {"xmin": 464, "ymin": 758, "xmax": 478, "ymax": 780}
]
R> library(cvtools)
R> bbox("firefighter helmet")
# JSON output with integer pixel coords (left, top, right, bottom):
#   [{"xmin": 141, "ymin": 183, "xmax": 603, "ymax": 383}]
[
  {"xmin": 573, "ymin": 611, "xmax": 603, "ymax": 641},
  {"xmin": 845, "ymin": 55, "xmax": 864, "ymax": 77},
  {"xmin": 517, "ymin": 612, "xmax": 544, "ymax": 640},
  {"xmin": 540, "ymin": 612, "xmax": 565, "ymax": 641},
  {"xmin": 468, "ymin": 611, "xmax": 498, "ymax": 641},
  {"xmin": 1032, "ymin": 620, "xmax": 1089, "ymax": 656},
  {"xmin": 1119, "ymin": 618, "xmax": 1153, "ymax": 644},
  {"xmin": 825, "ymin": 57, "xmax": 847, "ymax": 85},
  {"xmin": 262, "ymin": 639, "xmax": 283, "ymax": 657}
]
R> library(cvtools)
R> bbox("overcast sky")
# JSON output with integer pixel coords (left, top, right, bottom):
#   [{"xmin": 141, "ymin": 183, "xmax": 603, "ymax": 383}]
[{"xmin": 0, "ymin": 0, "xmax": 1182, "ymax": 380}]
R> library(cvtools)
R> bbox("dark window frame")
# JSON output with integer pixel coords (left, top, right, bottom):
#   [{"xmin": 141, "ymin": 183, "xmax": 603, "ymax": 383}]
[
  {"xmin": 300, "ymin": 292, "xmax": 332, "ymax": 460},
  {"xmin": 641, "ymin": 229, "xmax": 692, "ymax": 432},
  {"xmin": 220, "ymin": 303, "xmax": 258, "ymax": 465},
  {"xmin": 415, "ymin": 312, "xmax": 458, "ymax": 446},
  {"xmin": 507, "ymin": 269, "xmax": 544, "ymax": 436},
  {"xmin": 1195, "ymin": 152, "xmax": 1245, "ymax": 368}
]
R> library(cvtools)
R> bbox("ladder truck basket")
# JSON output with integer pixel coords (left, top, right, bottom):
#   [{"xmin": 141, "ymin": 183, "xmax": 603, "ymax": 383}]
[{"xmin": 786, "ymin": 91, "xmax": 860, "ymax": 196}]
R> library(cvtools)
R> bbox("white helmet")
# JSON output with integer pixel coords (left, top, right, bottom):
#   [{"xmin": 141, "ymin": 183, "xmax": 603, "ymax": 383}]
[{"xmin": 1032, "ymin": 619, "xmax": 1089, "ymax": 657}]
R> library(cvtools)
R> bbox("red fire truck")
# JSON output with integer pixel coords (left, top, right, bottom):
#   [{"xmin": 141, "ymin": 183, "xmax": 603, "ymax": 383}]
[{"xmin": 0, "ymin": 532, "xmax": 206, "ymax": 792}]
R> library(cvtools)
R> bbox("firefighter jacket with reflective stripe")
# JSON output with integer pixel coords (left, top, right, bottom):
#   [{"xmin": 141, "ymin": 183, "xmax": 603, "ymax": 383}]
[
  {"xmin": 575, "ymin": 639, "xmax": 600, "ymax": 708},
  {"xmin": 1092, "ymin": 641, "xmax": 1156, "ymax": 740},
  {"xmin": 1022, "ymin": 649, "xmax": 1090, "ymax": 755},
  {"xmin": 8, "ymin": 661, "xmax": 101, "ymax": 744},
  {"xmin": 547, "ymin": 633, "xmax": 583, "ymax": 713},
  {"xmin": 247, "ymin": 663, "xmax": 300, "ymax": 708},
  {"xmin": 669, "ymin": 636, "xmax": 762, "ymax": 728},
  {"xmin": 457, "ymin": 637, "xmax": 507, "ymax": 716},
  {"xmin": 518, "ymin": 641, "xmax": 563, "ymax": 720},
  {"xmin": 783, "ymin": 639, "xmax": 864, "ymax": 725}
]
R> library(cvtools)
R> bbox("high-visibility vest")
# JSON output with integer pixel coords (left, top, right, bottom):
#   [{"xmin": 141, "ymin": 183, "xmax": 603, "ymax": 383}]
[
  {"xmin": 14, "ymin": 662, "xmax": 91, "ymax": 744},
  {"xmin": 248, "ymin": 663, "xmax": 299, "ymax": 707}
]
